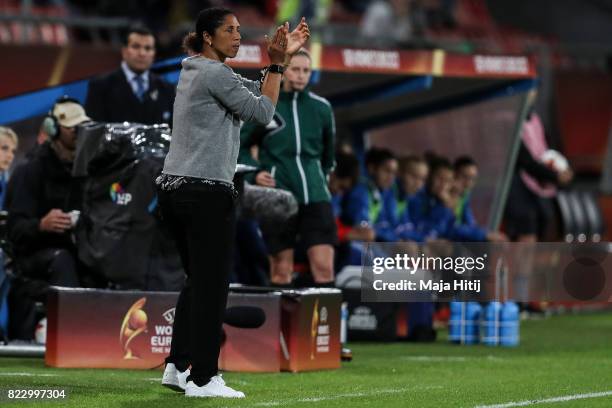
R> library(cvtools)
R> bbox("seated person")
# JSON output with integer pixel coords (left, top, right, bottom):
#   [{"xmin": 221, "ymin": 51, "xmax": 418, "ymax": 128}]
[
  {"xmin": 343, "ymin": 148, "xmax": 398, "ymax": 242},
  {"xmin": 0, "ymin": 127, "xmax": 17, "ymax": 340},
  {"xmin": 0, "ymin": 127, "xmax": 18, "ymax": 208},
  {"xmin": 6, "ymin": 97, "xmax": 90, "ymax": 287},
  {"xmin": 450, "ymin": 156, "xmax": 507, "ymax": 242},
  {"xmin": 395, "ymin": 155, "xmax": 428, "ymax": 218},
  {"xmin": 330, "ymin": 151, "xmax": 375, "ymax": 243},
  {"xmin": 329, "ymin": 151, "xmax": 374, "ymax": 269},
  {"xmin": 395, "ymin": 155, "xmax": 429, "ymax": 241},
  {"xmin": 402, "ymin": 157, "xmax": 455, "ymax": 242}
]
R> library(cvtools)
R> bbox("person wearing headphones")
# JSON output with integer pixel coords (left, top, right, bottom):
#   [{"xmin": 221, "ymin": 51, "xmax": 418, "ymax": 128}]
[
  {"xmin": 239, "ymin": 48, "xmax": 336, "ymax": 288},
  {"xmin": 6, "ymin": 96, "xmax": 91, "ymax": 289}
]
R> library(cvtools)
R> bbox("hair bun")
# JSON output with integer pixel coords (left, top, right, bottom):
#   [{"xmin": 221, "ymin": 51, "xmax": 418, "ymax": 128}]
[{"xmin": 182, "ymin": 32, "xmax": 202, "ymax": 54}]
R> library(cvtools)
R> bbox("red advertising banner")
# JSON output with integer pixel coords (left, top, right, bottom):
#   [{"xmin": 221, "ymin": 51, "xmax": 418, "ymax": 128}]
[
  {"xmin": 45, "ymin": 287, "xmax": 341, "ymax": 372},
  {"xmin": 225, "ymin": 42, "xmax": 536, "ymax": 79},
  {"xmin": 320, "ymin": 46, "xmax": 433, "ymax": 75},
  {"xmin": 441, "ymin": 53, "xmax": 537, "ymax": 78}
]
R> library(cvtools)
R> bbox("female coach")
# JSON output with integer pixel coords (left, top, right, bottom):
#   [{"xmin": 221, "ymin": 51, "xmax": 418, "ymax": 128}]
[{"xmin": 157, "ymin": 7, "xmax": 310, "ymax": 398}]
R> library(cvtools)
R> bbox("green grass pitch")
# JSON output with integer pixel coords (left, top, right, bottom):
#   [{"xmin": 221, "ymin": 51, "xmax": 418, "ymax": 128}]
[{"xmin": 1, "ymin": 312, "xmax": 611, "ymax": 407}]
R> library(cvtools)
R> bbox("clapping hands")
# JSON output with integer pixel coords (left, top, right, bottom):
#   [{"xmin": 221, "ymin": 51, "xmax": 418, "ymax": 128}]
[
  {"xmin": 286, "ymin": 17, "xmax": 310, "ymax": 55},
  {"xmin": 265, "ymin": 22, "xmax": 289, "ymax": 65},
  {"xmin": 266, "ymin": 18, "xmax": 311, "ymax": 65}
]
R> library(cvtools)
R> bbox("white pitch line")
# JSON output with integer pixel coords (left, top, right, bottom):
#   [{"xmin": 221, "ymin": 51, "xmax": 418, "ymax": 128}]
[
  {"xmin": 0, "ymin": 373, "xmax": 59, "ymax": 377},
  {"xmin": 400, "ymin": 355, "xmax": 503, "ymax": 362},
  {"xmin": 402, "ymin": 356, "xmax": 468, "ymax": 362},
  {"xmin": 252, "ymin": 386, "xmax": 442, "ymax": 407},
  {"xmin": 475, "ymin": 390, "xmax": 612, "ymax": 408}
]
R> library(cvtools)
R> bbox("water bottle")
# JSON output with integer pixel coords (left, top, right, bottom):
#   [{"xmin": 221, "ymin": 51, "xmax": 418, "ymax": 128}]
[
  {"xmin": 340, "ymin": 302, "xmax": 353, "ymax": 362},
  {"xmin": 481, "ymin": 301, "xmax": 502, "ymax": 346},
  {"xmin": 35, "ymin": 317, "xmax": 47, "ymax": 344},
  {"xmin": 500, "ymin": 301, "xmax": 520, "ymax": 347},
  {"xmin": 464, "ymin": 302, "xmax": 482, "ymax": 344},
  {"xmin": 340, "ymin": 302, "xmax": 348, "ymax": 345},
  {"xmin": 448, "ymin": 301, "xmax": 463, "ymax": 343},
  {"xmin": 449, "ymin": 302, "xmax": 481, "ymax": 344}
]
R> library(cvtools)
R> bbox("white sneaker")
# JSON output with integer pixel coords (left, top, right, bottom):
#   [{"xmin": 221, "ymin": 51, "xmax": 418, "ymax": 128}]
[
  {"xmin": 185, "ymin": 375, "xmax": 245, "ymax": 398},
  {"xmin": 161, "ymin": 363, "xmax": 190, "ymax": 392}
]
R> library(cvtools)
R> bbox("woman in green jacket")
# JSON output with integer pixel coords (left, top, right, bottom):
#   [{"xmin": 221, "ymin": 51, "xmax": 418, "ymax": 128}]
[{"xmin": 239, "ymin": 49, "xmax": 336, "ymax": 287}]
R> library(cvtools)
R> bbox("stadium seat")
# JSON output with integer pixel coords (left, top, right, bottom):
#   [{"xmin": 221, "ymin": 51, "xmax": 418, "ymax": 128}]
[
  {"xmin": 580, "ymin": 191, "xmax": 604, "ymax": 242},
  {"xmin": 557, "ymin": 191, "xmax": 577, "ymax": 242},
  {"xmin": 568, "ymin": 190, "xmax": 589, "ymax": 242}
]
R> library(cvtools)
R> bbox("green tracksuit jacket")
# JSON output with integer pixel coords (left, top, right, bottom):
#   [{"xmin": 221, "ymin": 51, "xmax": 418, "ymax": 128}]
[{"xmin": 239, "ymin": 89, "xmax": 336, "ymax": 204}]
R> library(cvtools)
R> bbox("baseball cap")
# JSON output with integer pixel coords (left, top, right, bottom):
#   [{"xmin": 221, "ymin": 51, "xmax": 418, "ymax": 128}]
[{"xmin": 53, "ymin": 102, "xmax": 91, "ymax": 128}]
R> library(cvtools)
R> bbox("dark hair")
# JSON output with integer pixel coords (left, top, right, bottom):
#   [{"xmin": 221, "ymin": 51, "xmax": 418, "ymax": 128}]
[
  {"xmin": 428, "ymin": 156, "xmax": 453, "ymax": 178},
  {"xmin": 426, "ymin": 156, "xmax": 453, "ymax": 190},
  {"xmin": 182, "ymin": 34, "xmax": 198, "ymax": 55},
  {"xmin": 365, "ymin": 147, "xmax": 395, "ymax": 169},
  {"xmin": 334, "ymin": 152, "xmax": 360, "ymax": 184},
  {"xmin": 398, "ymin": 155, "xmax": 425, "ymax": 174},
  {"xmin": 453, "ymin": 155, "xmax": 477, "ymax": 171},
  {"xmin": 123, "ymin": 25, "xmax": 154, "ymax": 46},
  {"xmin": 183, "ymin": 7, "xmax": 234, "ymax": 54}
]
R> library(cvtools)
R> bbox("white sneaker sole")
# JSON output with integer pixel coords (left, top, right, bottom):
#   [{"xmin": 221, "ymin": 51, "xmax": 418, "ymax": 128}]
[
  {"xmin": 184, "ymin": 380, "xmax": 245, "ymax": 398},
  {"xmin": 185, "ymin": 391, "xmax": 245, "ymax": 398},
  {"xmin": 161, "ymin": 364, "xmax": 189, "ymax": 392}
]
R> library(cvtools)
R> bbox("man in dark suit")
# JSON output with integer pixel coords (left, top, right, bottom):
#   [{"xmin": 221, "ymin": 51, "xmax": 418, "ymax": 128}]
[{"xmin": 85, "ymin": 26, "xmax": 175, "ymax": 126}]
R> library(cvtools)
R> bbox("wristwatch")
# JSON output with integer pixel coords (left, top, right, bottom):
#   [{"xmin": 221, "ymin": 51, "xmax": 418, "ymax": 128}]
[{"xmin": 268, "ymin": 64, "xmax": 285, "ymax": 74}]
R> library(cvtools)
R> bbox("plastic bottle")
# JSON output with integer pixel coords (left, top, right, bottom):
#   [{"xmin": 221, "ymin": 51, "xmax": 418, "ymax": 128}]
[
  {"xmin": 500, "ymin": 301, "xmax": 520, "ymax": 347},
  {"xmin": 481, "ymin": 301, "xmax": 502, "ymax": 346},
  {"xmin": 448, "ymin": 301, "xmax": 463, "ymax": 343},
  {"xmin": 464, "ymin": 302, "xmax": 482, "ymax": 344},
  {"xmin": 35, "ymin": 317, "xmax": 47, "ymax": 344},
  {"xmin": 340, "ymin": 302, "xmax": 348, "ymax": 345},
  {"xmin": 449, "ymin": 301, "xmax": 481, "ymax": 344}
]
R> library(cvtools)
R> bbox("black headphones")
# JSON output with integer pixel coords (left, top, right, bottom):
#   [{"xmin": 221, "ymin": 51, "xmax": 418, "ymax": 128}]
[{"xmin": 42, "ymin": 96, "xmax": 82, "ymax": 140}]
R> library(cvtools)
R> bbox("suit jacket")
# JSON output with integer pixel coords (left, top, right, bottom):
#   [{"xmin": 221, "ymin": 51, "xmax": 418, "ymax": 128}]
[{"xmin": 85, "ymin": 69, "xmax": 175, "ymax": 126}]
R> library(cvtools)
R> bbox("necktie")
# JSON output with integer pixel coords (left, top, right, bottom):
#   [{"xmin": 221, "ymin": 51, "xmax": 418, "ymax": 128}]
[{"xmin": 134, "ymin": 75, "xmax": 145, "ymax": 101}]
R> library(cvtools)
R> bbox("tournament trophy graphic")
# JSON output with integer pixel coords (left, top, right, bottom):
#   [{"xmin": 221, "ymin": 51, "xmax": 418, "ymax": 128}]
[
  {"xmin": 120, "ymin": 297, "xmax": 148, "ymax": 359},
  {"xmin": 310, "ymin": 298, "xmax": 319, "ymax": 360}
]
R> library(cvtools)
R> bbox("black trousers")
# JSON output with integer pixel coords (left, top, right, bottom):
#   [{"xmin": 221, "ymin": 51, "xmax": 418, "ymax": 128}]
[
  {"xmin": 504, "ymin": 176, "xmax": 555, "ymax": 240},
  {"xmin": 18, "ymin": 248, "xmax": 80, "ymax": 287},
  {"xmin": 8, "ymin": 248, "xmax": 80, "ymax": 340},
  {"xmin": 158, "ymin": 182, "xmax": 236, "ymax": 385}
]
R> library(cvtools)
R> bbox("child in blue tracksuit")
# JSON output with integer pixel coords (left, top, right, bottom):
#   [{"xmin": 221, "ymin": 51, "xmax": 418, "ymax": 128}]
[{"xmin": 343, "ymin": 148, "xmax": 398, "ymax": 242}]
